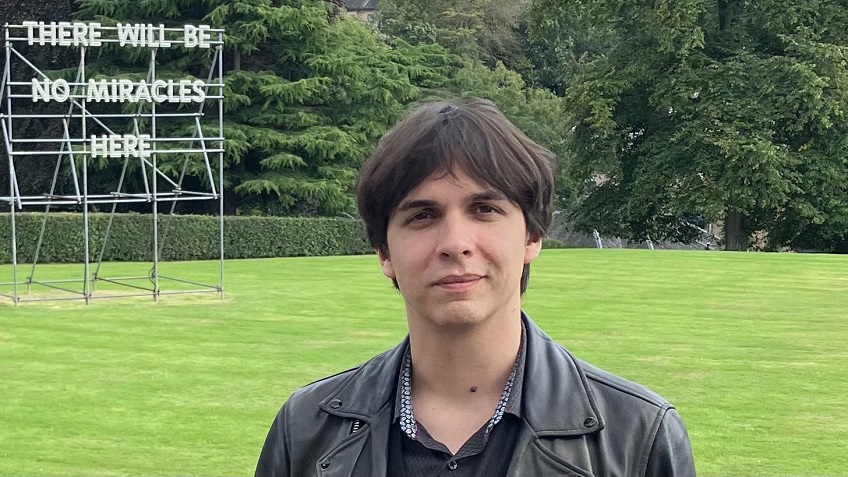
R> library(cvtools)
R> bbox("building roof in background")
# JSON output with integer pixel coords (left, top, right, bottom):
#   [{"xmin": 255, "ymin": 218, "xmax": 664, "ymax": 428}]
[{"xmin": 345, "ymin": 0, "xmax": 377, "ymax": 11}]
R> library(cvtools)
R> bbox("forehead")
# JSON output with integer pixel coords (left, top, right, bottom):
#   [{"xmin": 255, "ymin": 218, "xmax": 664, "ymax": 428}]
[{"xmin": 400, "ymin": 169, "xmax": 499, "ymax": 201}]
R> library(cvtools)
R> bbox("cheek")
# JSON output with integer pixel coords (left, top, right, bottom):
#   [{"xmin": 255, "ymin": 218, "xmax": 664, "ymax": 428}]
[{"xmin": 382, "ymin": 237, "xmax": 419, "ymax": 278}]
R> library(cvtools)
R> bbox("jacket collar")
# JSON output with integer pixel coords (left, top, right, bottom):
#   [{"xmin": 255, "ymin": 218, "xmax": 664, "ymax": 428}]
[
  {"xmin": 521, "ymin": 314, "xmax": 604, "ymax": 436},
  {"xmin": 318, "ymin": 314, "xmax": 603, "ymax": 436},
  {"xmin": 317, "ymin": 337, "xmax": 408, "ymax": 420}
]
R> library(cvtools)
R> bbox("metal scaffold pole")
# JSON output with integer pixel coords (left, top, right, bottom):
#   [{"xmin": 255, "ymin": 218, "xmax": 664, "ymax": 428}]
[{"xmin": 0, "ymin": 22, "xmax": 226, "ymax": 305}]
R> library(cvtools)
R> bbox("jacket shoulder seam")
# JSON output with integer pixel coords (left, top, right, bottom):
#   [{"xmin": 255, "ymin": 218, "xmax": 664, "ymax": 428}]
[
  {"xmin": 303, "ymin": 365, "xmax": 362, "ymax": 387},
  {"xmin": 636, "ymin": 406, "xmax": 670, "ymax": 476},
  {"xmin": 582, "ymin": 367, "xmax": 673, "ymax": 410},
  {"xmin": 285, "ymin": 365, "xmax": 363, "ymax": 408}
]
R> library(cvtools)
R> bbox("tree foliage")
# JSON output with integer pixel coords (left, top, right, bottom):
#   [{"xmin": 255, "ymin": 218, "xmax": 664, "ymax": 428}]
[
  {"xmin": 0, "ymin": 0, "xmax": 76, "ymax": 200},
  {"xmin": 529, "ymin": 0, "xmax": 848, "ymax": 251},
  {"xmin": 377, "ymin": 0, "xmax": 532, "ymax": 76},
  {"xmin": 375, "ymin": 0, "xmax": 572, "ymax": 205},
  {"xmin": 446, "ymin": 61, "xmax": 573, "ymax": 206},
  {"xmin": 74, "ymin": 0, "xmax": 456, "ymax": 216}
]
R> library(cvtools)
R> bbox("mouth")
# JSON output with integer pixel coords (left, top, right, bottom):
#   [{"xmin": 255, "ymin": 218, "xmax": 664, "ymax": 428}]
[{"xmin": 434, "ymin": 274, "xmax": 483, "ymax": 291}]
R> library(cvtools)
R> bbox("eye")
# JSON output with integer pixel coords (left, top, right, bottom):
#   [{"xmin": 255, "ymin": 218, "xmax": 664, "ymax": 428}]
[
  {"xmin": 475, "ymin": 204, "xmax": 498, "ymax": 215},
  {"xmin": 408, "ymin": 211, "xmax": 434, "ymax": 223}
]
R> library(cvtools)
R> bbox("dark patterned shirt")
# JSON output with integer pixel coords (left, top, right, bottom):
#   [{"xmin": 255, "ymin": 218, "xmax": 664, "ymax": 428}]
[{"xmin": 387, "ymin": 325, "xmax": 526, "ymax": 477}]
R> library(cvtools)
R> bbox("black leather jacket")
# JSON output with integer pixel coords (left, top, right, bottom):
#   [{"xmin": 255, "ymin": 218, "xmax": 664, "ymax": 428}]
[{"xmin": 256, "ymin": 316, "xmax": 696, "ymax": 477}]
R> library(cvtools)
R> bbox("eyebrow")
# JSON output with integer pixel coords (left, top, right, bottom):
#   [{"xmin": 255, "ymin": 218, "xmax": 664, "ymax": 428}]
[
  {"xmin": 469, "ymin": 190, "xmax": 508, "ymax": 202},
  {"xmin": 395, "ymin": 190, "xmax": 509, "ymax": 212},
  {"xmin": 396, "ymin": 199, "xmax": 437, "ymax": 212}
]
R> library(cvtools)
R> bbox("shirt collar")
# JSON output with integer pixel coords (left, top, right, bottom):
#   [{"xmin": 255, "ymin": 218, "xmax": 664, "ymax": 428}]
[
  {"xmin": 320, "ymin": 314, "xmax": 603, "ymax": 437},
  {"xmin": 393, "ymin": 322, "xmax": 527, "ymax": 439}
]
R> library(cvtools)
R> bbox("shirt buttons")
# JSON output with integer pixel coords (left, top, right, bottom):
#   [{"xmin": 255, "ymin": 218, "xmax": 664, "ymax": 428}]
[{"xmin": 447, "ymin": 460, "xmax": 458, "ymax": 470}]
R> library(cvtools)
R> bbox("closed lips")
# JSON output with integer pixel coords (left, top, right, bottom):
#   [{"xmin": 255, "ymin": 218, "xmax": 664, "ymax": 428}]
[{"xmin": 435, "ymin": 275, "xmax": 482, "ymax": 285}]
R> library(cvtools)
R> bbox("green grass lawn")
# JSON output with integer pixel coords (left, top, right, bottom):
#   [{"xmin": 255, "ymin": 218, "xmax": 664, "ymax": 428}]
[{"xmin": 1, "ymin": 250, "xmax": 846, "ymax": 475}]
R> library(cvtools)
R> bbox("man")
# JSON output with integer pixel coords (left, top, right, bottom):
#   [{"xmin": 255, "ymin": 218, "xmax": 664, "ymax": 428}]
[{"xmin": 255, "ymin": 99, "xmax": 696, "ymax": 477}]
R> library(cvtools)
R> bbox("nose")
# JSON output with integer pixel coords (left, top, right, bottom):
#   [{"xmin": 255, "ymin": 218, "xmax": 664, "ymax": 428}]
[{"xmin": 436, "ymin": 212, "xmax": 474, "ymax": 259}]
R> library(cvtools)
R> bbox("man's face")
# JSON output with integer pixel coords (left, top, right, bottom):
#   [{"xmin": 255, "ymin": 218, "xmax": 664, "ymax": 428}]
[{"xmin": 377, "ymin": 168, "xmax": 542, "ymax": 331}]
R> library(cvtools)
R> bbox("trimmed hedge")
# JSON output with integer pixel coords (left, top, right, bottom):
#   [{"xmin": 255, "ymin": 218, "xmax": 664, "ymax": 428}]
[
  {"xmin": 541, "ymin": 237, "xmax": 570, "ymax": 249},
  {"xmin": 0, "ymin": 213, "xmax": 372, "ymax": 263}
]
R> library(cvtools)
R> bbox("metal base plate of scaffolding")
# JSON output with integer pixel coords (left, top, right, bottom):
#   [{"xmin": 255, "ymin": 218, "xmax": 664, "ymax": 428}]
[{"xmin": 1, "ymin": 22, "xmax": 225, "ymax": 305}]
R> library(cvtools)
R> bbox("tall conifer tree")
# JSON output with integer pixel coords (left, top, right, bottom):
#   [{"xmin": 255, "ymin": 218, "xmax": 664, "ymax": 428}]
[{"xmin": 76, "ymin": 0, "xmax": 455, "ymax": 215}]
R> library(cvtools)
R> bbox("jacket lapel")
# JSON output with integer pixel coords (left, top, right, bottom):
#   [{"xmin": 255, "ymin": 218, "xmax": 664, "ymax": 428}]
[
  {"xmin": 313, "ymin": 316, "xmax": 605, "ymax": 477},
  {"xmin": 315, "ymin": 400, "xmax": 394, "ymax": 477},
  {"xmin": 507, "ymin": 422, "xmax": 599, "ymax": 477},
  {"xmin": 521, "ymin": 315, "xmax": 604, "ymax": 435},
  {"xmin": 505, "ymin": 316, "xmax": 604, "ymax": 477},
  {"xmin": 316, "ymin": 338, "xmax": 408, "ymax": 477}
]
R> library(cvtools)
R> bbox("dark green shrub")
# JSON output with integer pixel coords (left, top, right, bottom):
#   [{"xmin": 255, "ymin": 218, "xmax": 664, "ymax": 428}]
[
  {"xmin": 0, "ymin": 213, "xmax": 372, "ymax": 263},
  {"xmin": 542, "ymin": 237, "xmax": 569, "ymax": 249}
]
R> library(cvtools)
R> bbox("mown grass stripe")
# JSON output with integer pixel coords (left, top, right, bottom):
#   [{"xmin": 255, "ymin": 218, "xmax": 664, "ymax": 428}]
[{"xmin": 1, "ymin": 250, "xmax": 846, "ymax": 475}]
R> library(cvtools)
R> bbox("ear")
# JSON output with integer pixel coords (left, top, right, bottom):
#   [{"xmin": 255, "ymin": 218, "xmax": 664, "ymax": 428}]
[
  {"xmin": 376, "ymin": 247, "xmax": 396, "ymax": 279},
  {"xmin": 524, "ymin": 234, "xmax": 542, "ymax": 264}
]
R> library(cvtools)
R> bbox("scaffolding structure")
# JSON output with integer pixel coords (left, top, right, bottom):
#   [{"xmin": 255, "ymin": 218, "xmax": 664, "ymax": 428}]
[{"xmin": 1, "ymin": 22, "xmax": 225, "ymax": 304}]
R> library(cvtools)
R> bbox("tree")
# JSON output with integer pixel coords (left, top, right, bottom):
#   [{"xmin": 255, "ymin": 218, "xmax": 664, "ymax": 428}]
[
  {"xmin": 0, "ymin": 0, "xmax": 76, "ymax": 202},
  {"xmin": 75, "ymin": 0, "xmax": 456, "ymax": 216},
  {"xmin": 376, "ymin": 0, "xmax": 574, "ymax": 204},
  {"xmin": 446, "ymin": 61, "xmax": 574, "ymax": 207},
  {"xmin": 377, "ymin": 0, "xmax": 532, "ymax": 74},
  {"xmin": 529, "ymin": 0, "xmax": 848, "ymax": 251}
]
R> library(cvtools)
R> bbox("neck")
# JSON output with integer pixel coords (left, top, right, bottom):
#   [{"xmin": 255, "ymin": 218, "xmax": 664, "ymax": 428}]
[{"xmin": 407, "ymin": 311, "xmax": 523, "ymax": 399}]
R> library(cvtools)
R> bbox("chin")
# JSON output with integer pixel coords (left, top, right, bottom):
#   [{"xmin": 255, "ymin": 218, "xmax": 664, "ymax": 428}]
[{"xmin": 428, "ymin": 303, "xmax": 491, "ymax": 328}]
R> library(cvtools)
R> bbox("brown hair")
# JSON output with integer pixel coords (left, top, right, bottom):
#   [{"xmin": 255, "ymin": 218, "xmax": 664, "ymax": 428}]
[{"xmin": 356, "ymin": 98, "xmax": 556, "ymax": 294}]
